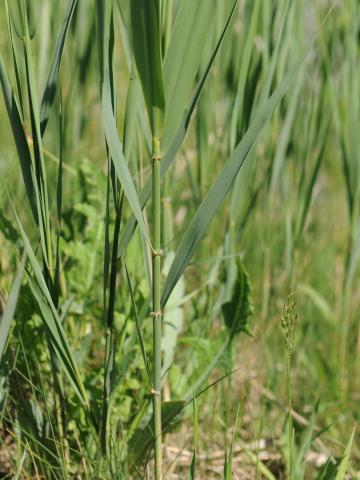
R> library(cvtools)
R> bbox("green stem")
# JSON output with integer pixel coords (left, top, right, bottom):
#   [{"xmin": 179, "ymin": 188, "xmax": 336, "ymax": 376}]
[
  {"xmin": 152, "ymin": 136, "xmax": 163, "ymax": 479},
  {"xmin": 287, "ymin": 357, "xmax": 293, "ymax": 480}
]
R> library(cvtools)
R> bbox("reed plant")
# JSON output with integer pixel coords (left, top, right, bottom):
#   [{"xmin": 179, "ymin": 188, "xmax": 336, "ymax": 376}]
[{"xmin": 0, "ymin": 1, "xmax": 358, "ymax": 478}]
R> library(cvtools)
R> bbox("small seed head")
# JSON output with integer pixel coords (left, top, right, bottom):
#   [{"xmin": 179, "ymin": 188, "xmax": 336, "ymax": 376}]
[{"xmin": 281, "ymin": 289, "xmax": 298, "ymax": 360}]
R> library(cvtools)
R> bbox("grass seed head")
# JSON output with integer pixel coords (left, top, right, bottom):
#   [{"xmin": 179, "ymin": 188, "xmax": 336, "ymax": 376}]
[{"xmin": 281, "ymin": 289, "xmax": 298, "ymax": 360}]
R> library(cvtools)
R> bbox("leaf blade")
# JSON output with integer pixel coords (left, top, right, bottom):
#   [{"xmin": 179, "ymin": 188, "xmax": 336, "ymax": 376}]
[
  {"xmin": 130, "ymin": 0, "xmax": 165, "ymax": 136},
  {"xmin": 0, "ymin": 253, "xmax": 26, "ymax": 364},
  {"xmin": 40, "ymin": 0, "xmax": 78, "ymax": 136},
  {"xmin": 161, "ymin": 54, "xmax": 306, "ymax": 307},
  {"xmin": 101, "ymin": 76, "xmax": 151, "ymax": 245}
]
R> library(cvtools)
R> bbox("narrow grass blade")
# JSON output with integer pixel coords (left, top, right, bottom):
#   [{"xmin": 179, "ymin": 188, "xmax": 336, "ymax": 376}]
[
  {"xmin": 130, "ymin": 0, "xmax": 165, "ymax": 136},
  {"xmin": 187, "ymin": 397, "xmax": 198, "ymax": 479},
  {"xmin": 295, "ymin": 119, "xmax": 330, "ymax": 240},
  {"xmin": 161, "ymin": 55, "xmax": 306, "ymax": 307},
  {"xmin": 6, "ymin": 0, "xmax": 25, "ymax": 37},
  {"xmin": 4, "ymin": 0, "xmax": 24, "ymax": 116},
  {"xmin": 0, "ymin": 252, "xmax": 26, "ymax": 364},
  {"xmin": 335, "ymin": 426, "xmax": 356, "ymax": 480},
  {"xmin": 40, "ymin": 0, "xmax": 78, "ymax": 136},
  {"xmin": 238, "ymin": 438, "xmax": 276, "ymax": 480},
  {"xmin": 124, "ymin": 259, "xmax": 151, "ymax": 386},
  {"xmin": 0, "ymin": 56, "xmax": 37, "ymax": 222},
  {"xmin": 293, "ymin": 403, "xmax": 318, "ymax": 479},
  {"xmin": 269, "ymin": 71, "xmax": 303, "ymax": 192},
  {"xmin": 22, "ymin": 4, "xmax": 53, "ymax": 270},
  {"xmin": 101, "ymin": 77, "xmax": 151, "ymax": 246},
  {"xmin": 54, "ymin": 90, "xmax": 64, "ymax": 307},
  {"xmin": 13, "ymin": 447, "xmax": 27, "ymax": 480},
  {"xmin": 162, "ymin": 0, "xmax": 234, "ymax": 150},
  {"xmin": 123, "ymin": 62, "xmax": 142, "ymax": 160},
  {"xmin": 187, "ymin": 452, "xmax": 196, "ymax": 480},
  {"xmin": 258, "ymin": 0, "xmax": 292, "ymax": 106},
  {"xmin": 224, "ymin": 401, "xmax": 241, "ymax": 480},
  {"xmin": 229, "ymin": 0, "xmax": 260, "ymax": 149},
  {"xmin": 316, "ymin": 457, "xmax": 338, "ymax": 480}
]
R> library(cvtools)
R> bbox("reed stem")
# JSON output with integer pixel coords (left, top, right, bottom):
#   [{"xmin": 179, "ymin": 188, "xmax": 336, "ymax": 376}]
[{"xmin": 152, "ymin": 136, "xmax": 163, "ymax": 479}]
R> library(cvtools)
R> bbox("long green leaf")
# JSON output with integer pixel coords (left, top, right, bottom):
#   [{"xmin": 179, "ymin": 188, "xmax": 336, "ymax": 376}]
[
  {"xmin": 101, "ymin": 75, "xmax": 151, "ymax": 245},
  {"xmin": 40, "ymin": 0, "xmax": 78, "ymax": 136},
  {"xmin": 130, "ymin": 0, "xmax": 165, "ymax": 136},
  {"xmin": 162, "ymin": 0, "xmax": 229, "ymax": 150},
  {"xmin": 123, "ymin": 62, "xmax": 142, "ymax": 160},
  {"xmin": 229, "ymin": 0, "xmax": 260, "ymax": 150},
  {"xmin": 0, "ymin": 253, "xmax": 26, "ymax": 364},
  {"xmin": 161, "ymin": 54, "xmax": 306, "ymax": 307},
  {"xmin": 22, "ymin": 4, "xmax": 53, "ymax": 270},
  {"xmin": 4, "ymin": 0, "xmax": 24, "ymax": 116},
  {"xmin": 187, "ymin": 398, "xmax": 198, "ymax": 479},
  {"xmin": 124, "ymin": 259, "xmax": 151, "ymax": 386},
  {"xmin": 0, "ymin": 55, "xmax": 37, "ymax": 222},
  {"xmin": 187, "ymin": 452, "xmax": 196, "ymax": 480},
  {"xmin": 225, "ymin": 401, "xmax": 241, "ymax": 480}
]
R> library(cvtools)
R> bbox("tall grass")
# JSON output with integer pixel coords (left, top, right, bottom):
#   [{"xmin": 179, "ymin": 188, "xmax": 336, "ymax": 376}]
[{"xmin": 0, "ymin": 0, "xmax": 359, "ymax": 478}]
